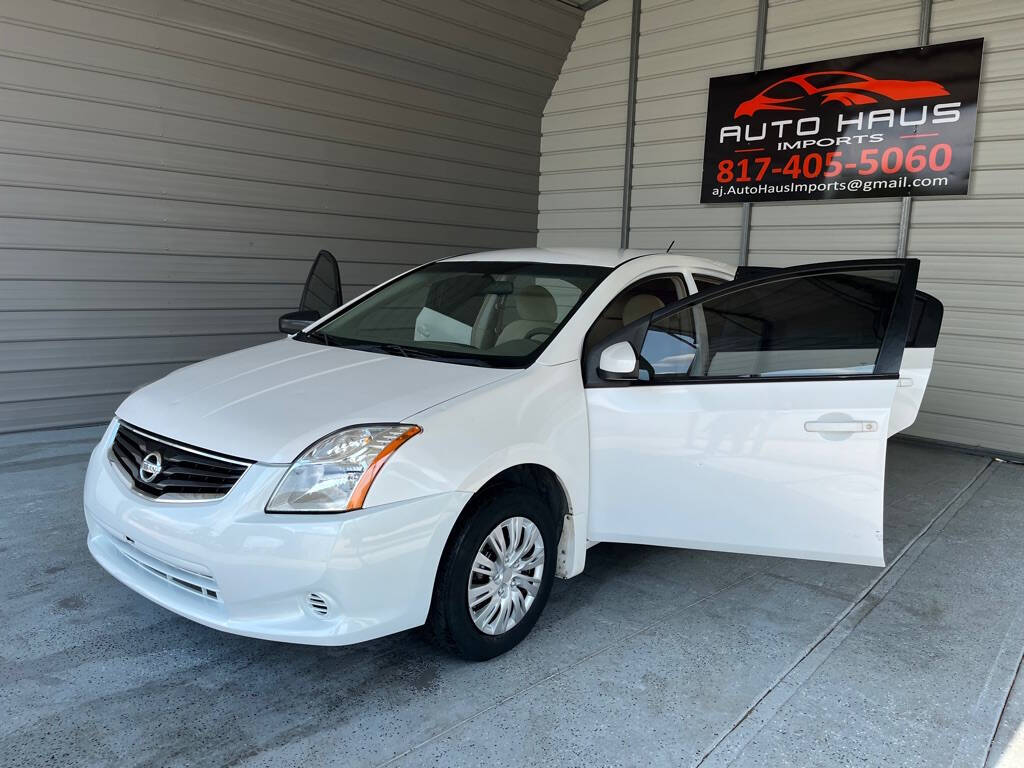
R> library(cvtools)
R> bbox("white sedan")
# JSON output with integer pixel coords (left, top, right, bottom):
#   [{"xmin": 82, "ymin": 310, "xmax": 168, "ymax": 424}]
[{"xmin": 83, "ymin": 248, "xmax": 941, "ymax": 659}]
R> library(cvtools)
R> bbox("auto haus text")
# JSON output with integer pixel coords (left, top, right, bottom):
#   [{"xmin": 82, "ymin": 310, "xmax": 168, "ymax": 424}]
[{"xmin": 718, "ymin": 102, "xmax": 962, "ymax": 150}]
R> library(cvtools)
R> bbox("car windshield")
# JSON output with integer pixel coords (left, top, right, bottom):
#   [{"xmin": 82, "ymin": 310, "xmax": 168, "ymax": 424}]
[
  {"xmin": 804, "ymin": 72, "xmax": 873, "ymax": 88},
  {"xmin": 300, "ymin": 261, "xmax": 610, "ymax": 367},
  {"xmin": 763, "ymin": 80, "xmax": 808, "ymax": 99}
]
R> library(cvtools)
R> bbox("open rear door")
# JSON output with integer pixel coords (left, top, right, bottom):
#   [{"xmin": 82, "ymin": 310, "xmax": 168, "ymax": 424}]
[
  {"xmin": 585, "ymin": 259, "xmax": 936, "ymax": 567},
  {"xmin": 279, "ymin": 250, "xmax": 342, "ymax": 334}
]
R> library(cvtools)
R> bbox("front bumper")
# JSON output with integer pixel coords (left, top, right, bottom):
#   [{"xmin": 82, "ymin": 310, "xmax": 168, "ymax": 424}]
[{"xmin": 83, "ymin": 422, "xmax": 470, "ymax": 645}]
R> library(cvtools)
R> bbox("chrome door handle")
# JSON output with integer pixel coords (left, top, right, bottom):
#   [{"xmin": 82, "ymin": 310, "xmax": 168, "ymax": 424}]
[{"xmin": 805, "ymin": 420, "xmax": 878, "ymax": 433}]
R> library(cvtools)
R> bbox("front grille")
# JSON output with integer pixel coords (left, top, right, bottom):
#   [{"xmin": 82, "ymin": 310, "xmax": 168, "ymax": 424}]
[{"xmin": 111, "ymin": 421, "xmax": 252, "ymax": 499}]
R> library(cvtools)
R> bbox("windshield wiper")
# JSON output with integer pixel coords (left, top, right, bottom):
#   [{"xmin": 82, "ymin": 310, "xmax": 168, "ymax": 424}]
[
  {"xmin": 297, "ymin": 329, "xmax": 334, "ymax": 347},
  {"xmin": 357, "ymin": 342, "xmax": 453, "ymax": 363},
  {"xmin": 307, "ymin": 337, "xmax": 493, "ymax": 366},
  {"xmin": 376, "ymin": 342, "xmax": 409, "ymax": 358},
  {"xmin": 333, "ymin": 339, "xmax": 413, "ymax": 358}
]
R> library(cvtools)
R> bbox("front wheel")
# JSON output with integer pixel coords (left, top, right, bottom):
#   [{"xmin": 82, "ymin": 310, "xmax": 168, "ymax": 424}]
[{"xmin": 428, "ymin": 488, "xmax": 559, "ymax": 660}]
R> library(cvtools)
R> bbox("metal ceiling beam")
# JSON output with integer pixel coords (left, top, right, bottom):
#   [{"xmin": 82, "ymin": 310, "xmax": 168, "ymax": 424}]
[
  {"xmin": 561, "ymin": 0, "xmax": 614, "ymax": 10},
  {"xmin": 737, "ymin": 0, "xmax": 769, "ymax": 267},
  {"xmin": 896, "ymin": 0, "xmax": 934, "ymax": 259},
  {"xmin": 619, "ymin": 0, "xmax": 641, "ymax": 249}
]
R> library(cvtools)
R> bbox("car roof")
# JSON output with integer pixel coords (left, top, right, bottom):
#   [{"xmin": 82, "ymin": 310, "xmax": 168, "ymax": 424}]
[{"xmin": 443, "ymin": 247, "xmax": 733, "ymax": 272}]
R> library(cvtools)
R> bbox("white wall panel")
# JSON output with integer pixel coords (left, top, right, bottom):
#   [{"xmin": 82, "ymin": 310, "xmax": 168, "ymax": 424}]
[
  {"xmin": 538, "ymin": 0, "xmax": 631, "ymax": 248},
  {"xmin": 0, "ymin": 0, "xmax": 580, "ymax": 432},
  {"xmin": 905, "ymin": 0, "xmax": 1024, "ymax": 454}
]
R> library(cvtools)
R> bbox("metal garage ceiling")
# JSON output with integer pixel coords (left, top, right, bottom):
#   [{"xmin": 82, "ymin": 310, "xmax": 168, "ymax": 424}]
[{"xmin": 557, "ymin": 0, "xmax": 614, "ymax": 10}]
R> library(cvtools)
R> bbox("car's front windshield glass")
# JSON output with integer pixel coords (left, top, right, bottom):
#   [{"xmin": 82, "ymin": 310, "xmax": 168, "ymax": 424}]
[{"xmin": 301, "ymin": 261, "xmax": 610, "ymax": 367}]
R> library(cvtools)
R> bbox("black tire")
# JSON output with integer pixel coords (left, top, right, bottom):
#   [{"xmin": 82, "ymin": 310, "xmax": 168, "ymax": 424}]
[{"xmin": 428, "ymin": 486, "xmax": 560, "ymax": 660}]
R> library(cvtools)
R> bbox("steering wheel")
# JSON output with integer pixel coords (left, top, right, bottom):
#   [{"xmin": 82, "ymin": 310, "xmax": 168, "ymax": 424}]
[{"xmin": 525, "ymin": 327, "xmax": 553, "ymax": 342}]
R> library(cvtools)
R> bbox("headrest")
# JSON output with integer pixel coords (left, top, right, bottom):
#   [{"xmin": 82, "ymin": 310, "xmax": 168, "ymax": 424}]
[
  {"xmin": 622, "ymin": 294, "xmax": 665, "ymax": 325},
  {"xmin": 516, "ymin": 285, "xmax": 557, "ymax": 322}
]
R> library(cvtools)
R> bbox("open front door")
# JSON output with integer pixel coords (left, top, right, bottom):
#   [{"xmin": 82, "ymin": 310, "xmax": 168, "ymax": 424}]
[
  {"xmin": 585, "ymin": 259, "xmax": 936, "ymax": 567},
  {"xmin": 890, "ymin": 289, "xmax": 943, "ymax": 435}
]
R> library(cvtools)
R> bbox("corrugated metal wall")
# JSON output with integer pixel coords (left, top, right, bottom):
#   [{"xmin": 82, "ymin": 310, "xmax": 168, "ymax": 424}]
[
  {"xmin": 747, "ymin": 0, "xmax": 920, "ymax": 266},
  {"xmin": 906, "ymin": 0, "xmax": 1024, "ymax": 454},
  {"xmin": 629, "ymin": 0, "xmax": 755, "ymax": 257},
  {"xmin": 539, "ymin": 0, "xmax": 754, "ymax": 257},
  {"xmin": 538, "ymin": 0, "xmax": 1024, "ymax": 455},
  {"xmin": 0, "ymin": 0, "xmax": 581, "ymax": 433},
  {"xmin": 538, "ymin": 0, "xmax": 631, "ymax": 248}
]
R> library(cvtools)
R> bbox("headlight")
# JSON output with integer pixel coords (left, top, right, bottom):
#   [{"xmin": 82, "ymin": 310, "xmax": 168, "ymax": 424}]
[{"xmin": 266, "ymin": 424, "xmax": 421, "ymax": 513}]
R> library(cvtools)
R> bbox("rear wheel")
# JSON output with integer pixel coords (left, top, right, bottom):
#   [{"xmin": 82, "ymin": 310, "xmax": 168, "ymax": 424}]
[{"xmin": 428, "ymin": 488, "xmax": 559, "ymax": 660}]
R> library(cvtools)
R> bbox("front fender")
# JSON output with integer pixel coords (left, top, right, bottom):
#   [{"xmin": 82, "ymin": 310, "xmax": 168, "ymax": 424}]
[{"xmin": 365, "ymin": 362, "xmax": 591, "ymax": 577}]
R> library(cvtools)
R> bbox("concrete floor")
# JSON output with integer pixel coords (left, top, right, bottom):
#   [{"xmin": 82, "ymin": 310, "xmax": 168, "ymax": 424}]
[{"xmin": 2, "ymin": 427, "xmax": 1023, "ymax": 768}]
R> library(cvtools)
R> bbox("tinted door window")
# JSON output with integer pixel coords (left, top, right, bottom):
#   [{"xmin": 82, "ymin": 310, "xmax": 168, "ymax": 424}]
[{"xmin": 641, "ymin": 268, "xmax": 901, "ymax": 382}]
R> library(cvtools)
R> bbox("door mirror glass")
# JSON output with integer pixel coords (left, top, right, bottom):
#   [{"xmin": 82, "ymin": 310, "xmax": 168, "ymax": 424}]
[
  {"xmin": 279, "ymin": 309, "xmax": 320, "ymax": 335},
  {"xmin": 598, "ymin": 341, "xmax": 638, "ymax": 380},
  {"xmin": 299, "ymin": 250, "xmax": 342, "ymax": 317}
]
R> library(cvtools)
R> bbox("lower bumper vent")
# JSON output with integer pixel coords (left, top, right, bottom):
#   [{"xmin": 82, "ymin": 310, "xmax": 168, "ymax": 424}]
[
  {"xmin": 307, "ymin": 593, "xmax": 330, "ymax": 616},
  {"xmin": 113, "ymin": 536, "xmax": 220, "ymax": 601}
]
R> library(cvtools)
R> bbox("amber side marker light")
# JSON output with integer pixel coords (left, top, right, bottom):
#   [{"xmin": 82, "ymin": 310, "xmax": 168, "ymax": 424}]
[{"xmin": 346, "ymin": 425, "xmax": 422, "ymax": 510}]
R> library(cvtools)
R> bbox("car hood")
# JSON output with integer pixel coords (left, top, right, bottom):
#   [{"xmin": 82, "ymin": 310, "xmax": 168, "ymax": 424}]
[{"xmin": 116, "ymin": 339, "xmax": 518, "ymax": 463}]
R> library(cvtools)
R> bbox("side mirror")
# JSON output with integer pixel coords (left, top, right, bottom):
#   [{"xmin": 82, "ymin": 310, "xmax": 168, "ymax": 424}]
[
  {"xmin": 598, "ymin": 341, "xmax": 639, "ymax": 381},
  {"xmin": 279, "ymin": 309, "xmax": 320, "ymax": 335}
]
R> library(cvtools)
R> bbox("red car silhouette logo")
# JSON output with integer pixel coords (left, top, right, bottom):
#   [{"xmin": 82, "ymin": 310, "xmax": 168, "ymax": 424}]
[{"xmin": 734, "ymin": 70, "xmax": 950, "ymax": 118}]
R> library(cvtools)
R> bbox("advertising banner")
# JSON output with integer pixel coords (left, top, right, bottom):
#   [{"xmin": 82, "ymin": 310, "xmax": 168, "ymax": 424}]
[{"xmin": 700, "ymin": 39, "xmax": 983, "ymax": 203}]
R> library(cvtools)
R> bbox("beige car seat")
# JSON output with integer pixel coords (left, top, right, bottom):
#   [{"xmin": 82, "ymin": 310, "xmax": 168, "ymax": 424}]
[
  {"xmin": 495, "ymin": 285, "xmax": 558, "ymax": 345},
  {"xmin": 622, "ymin": 293, "xmax": 665, "ymax": 325}
]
